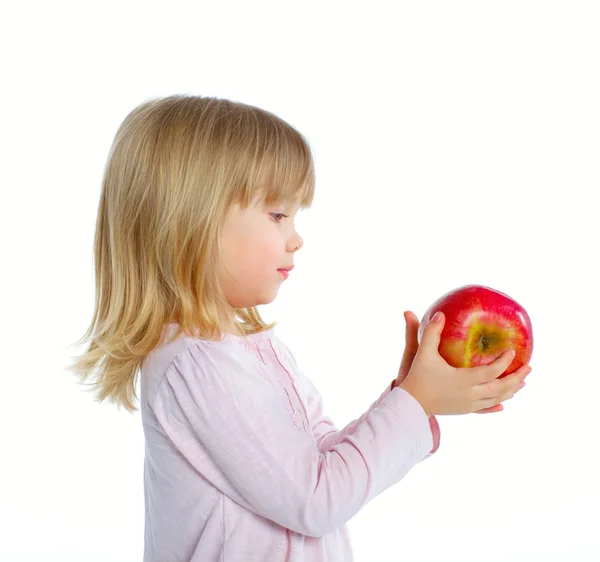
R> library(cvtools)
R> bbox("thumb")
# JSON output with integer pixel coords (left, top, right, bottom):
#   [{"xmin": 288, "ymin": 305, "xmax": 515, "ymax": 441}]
[
  {"xmin": 418, "ymin": 311, "xmax": 445, "ymax": 352},
  {"xmin": 397, "ymin": 311, "xmax": 420, "ymax": 383},
  {"xmin": 403, "ymin": 311, "xmax": 420, "ymax": 352}
]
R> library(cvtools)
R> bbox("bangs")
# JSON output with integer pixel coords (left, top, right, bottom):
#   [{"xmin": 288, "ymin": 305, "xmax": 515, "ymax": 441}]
[
  {"xmin": 255, "ymin": 151, "xmax": 315, "ymax": 210},
  {"xmin": 232, "ymin": 109, "xmax": 316, "ymax": 211}
]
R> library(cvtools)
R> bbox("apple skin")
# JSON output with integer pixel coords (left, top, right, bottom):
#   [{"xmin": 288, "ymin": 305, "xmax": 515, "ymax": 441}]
[{"xmin": 417, "ymin": 285, "xmax": 533, "ymax": 378}]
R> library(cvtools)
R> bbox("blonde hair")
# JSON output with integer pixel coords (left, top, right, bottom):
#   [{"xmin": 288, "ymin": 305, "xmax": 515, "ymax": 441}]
[{"xmin": 66, "ymin": 94, "xmax": 315, "ymax": 413}]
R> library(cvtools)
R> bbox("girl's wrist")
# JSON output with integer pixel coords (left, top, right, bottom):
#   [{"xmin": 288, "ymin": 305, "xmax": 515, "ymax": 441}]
[{"xmin": 398, "ymin": 379, "xmax": 432, "ymax": 418}]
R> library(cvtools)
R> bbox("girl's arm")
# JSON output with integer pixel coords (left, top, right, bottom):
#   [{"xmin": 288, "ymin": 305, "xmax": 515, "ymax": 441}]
[
  {"xmin": 275, "ymin": 339, "xmax": 440, "ymax": 457},
  {"xmin": 150, "ymin": 341, "xmax": 434, "ymax": 539}
]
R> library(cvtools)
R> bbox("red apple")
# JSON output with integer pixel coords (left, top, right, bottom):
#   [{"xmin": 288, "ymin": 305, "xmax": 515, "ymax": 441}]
[{"xmin": 417, "ymin": 285, "xmax": 533, "ymax": 377}]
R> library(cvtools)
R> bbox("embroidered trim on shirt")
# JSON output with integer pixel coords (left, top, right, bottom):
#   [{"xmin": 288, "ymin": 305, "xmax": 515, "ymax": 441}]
[
  {"xmin": 240, "ymin": 339, "xmax": 309, "ymax": 433},
  {"xmin": 269, "ymin": 340, "xmax": 310, "ymax": 433}
]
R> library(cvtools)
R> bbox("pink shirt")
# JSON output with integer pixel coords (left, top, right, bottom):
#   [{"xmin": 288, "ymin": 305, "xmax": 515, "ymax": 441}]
[{"xmin": 140, "ymin": 323, "xmax": 440, "ymax": 562}]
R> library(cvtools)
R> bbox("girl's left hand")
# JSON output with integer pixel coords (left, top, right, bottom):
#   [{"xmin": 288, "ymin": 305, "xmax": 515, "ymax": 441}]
[
  {"xmin": 397, "ymin": 311, "xmax": 505, "ymax": 415},
  {"xmin": 397, "ymin": 311, "xmax": 441, "ymax": 453},
  {"xmin": 396, "ymin": 310, "xmax": 513, "ymax": 455}
]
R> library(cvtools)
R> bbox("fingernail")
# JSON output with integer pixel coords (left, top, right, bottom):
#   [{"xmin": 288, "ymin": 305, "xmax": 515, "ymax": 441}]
[
  {"xmin": 519, "ymin": 381, "xmax": 526, "ymax": 389},
  {"xmin": 432, "ymin": 311, "xmax": 443, "ymax": 323}
]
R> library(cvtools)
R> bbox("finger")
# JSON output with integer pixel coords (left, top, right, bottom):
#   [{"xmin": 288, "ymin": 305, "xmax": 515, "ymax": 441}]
[
  {"xmin": 474, "ymin": 403, "xmax": 504, "ymax": 414},
  {"xmin": 417, "ymin": 310, "xmax": 445, "ymax": 355},
  {"xmin": 473, "ymin": 363, "xmax": 530, "ymax": 401},
  {"xmin": 473, "ymin": 395, "xmax": 504, "ymax": 411},
  {"xmin": 403, "ymin": 311, "xmax": 420, "ymax": 355},
  {"xmin": 496, "ymin": 364, "xmax": 532, "ymax": 394},
  {"xmin": 397, "ymin": 312, "xmax": 420, "ymax": 382},
  {"xmin": 475, "ymin": 388, "xmax": 517, "ymax": 411},
  {"xmin": 472, "ymin": 349, "xmax": 516, "ymax": 383},
  {"xmin": 474, "ymin": 366, "xmax": 531, "ymax": 409}
]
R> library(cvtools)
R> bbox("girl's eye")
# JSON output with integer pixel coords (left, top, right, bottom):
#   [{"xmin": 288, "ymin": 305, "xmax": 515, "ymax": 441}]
[{"xmin": 270, "ymin": 213, "xmax": 289, "ymax": 223}]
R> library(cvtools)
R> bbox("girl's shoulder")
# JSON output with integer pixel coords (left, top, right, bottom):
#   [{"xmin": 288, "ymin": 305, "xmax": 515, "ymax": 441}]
[{"xmin": 145, "ymin": 323, "xmax": 281, "ymax": 375}]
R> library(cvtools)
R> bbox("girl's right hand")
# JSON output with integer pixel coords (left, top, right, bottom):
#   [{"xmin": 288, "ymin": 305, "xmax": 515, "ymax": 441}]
[{"xmin": 398, "ymin": 311, "xmax": 531, "ymax": 417}]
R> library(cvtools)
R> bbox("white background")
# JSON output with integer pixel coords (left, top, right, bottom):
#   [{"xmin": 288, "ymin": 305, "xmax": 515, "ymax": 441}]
[{"xmin": 1, "ymin": 1, "xmax": 599, "ymax": 560}]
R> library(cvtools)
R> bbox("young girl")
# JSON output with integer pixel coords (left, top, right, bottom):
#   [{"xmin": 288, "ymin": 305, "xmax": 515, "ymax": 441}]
[{"xmin": 68, "ymin": 94, "xmax": 531, "ymax": 562}]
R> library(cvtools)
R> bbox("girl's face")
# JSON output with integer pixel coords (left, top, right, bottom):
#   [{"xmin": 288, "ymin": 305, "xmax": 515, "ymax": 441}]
[{"xmin": 217, "ymin": 192, "xmax": 303, "ymax": 315}]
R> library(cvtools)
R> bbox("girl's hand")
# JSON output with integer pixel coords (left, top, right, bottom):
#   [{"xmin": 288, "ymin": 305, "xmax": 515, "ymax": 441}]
[
  {"xmin": 395, "ymin": 311, "xmax": 527, "ymax": 415},
  {"xmin": 396, "ymin": 311, "xmax": 440, "ymax": 453}
]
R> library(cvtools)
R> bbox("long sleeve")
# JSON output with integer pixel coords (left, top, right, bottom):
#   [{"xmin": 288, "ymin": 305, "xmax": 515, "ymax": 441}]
[
  {"xmin": 276, "ymin": 339, "xmax": 441, "ymax": 456},
  {"xmin": 150, "ymin": 340, "xmax": 434, "ymax": 539}
]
